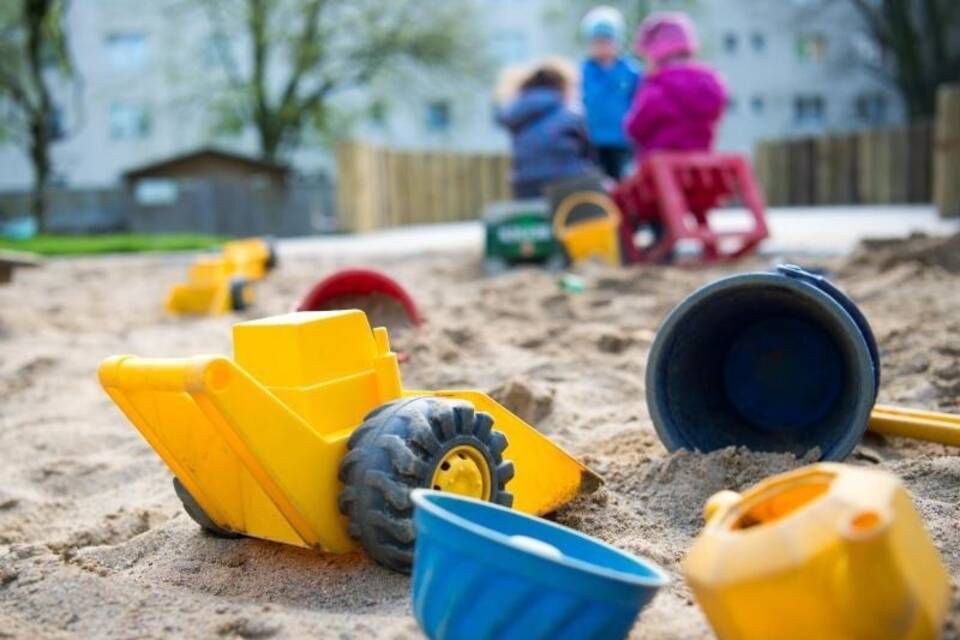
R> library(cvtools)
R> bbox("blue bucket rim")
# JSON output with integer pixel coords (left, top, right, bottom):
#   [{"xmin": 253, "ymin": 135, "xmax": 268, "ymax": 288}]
[
  {"xmin": 645, "ymin": 268, "xmax": 878, "ymax": 461},
  {"xmin": 411, "ymin": 489, "xmax": 670, "ymax": 590}
]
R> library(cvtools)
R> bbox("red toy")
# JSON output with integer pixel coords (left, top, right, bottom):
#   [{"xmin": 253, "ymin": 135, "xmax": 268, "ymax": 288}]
[
  {"xmin": 612, "ymin": 152, "xmax": 769, "ymax": 264},
  {"xmin": 298, "ymin": 268, "xmax": 423, "ymax": 327}
]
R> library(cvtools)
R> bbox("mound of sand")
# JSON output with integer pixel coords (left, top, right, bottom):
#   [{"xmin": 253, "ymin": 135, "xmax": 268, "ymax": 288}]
[{"xmin": 0, "ymin": 248, "xmax": 957, "ymax": 638}]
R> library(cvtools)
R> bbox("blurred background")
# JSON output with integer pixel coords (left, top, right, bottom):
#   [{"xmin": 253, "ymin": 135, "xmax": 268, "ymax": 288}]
[{"xmin": 0, "ymin": 0, "xmax": 957, "ymax": 244}]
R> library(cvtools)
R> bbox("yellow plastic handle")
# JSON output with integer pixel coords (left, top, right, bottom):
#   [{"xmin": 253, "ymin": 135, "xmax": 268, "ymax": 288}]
[
  {"xmin": 552, "ymin": 191, "xmax": 621, "ymax": 239},
  {"xmin": 869, "ymin": 404, "xmax": 960, "ymax": 447}
]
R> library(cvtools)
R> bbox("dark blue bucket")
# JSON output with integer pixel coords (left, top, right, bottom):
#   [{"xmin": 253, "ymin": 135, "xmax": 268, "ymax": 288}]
[{"xmin": 646, "ymin": 265, "xmax": 880, "ymax": 461}]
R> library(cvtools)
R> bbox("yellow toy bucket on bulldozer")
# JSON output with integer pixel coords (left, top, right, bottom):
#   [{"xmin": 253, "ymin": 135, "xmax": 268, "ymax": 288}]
[{"xmin": 99, "ymin": 310, "xmax": 600, "ymax": 571}]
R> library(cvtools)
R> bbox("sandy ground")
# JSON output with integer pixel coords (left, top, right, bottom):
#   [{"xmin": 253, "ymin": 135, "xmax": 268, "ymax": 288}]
[{"xmin": 0, "ymin": 233, "xmax": 959, "ymax": 639}]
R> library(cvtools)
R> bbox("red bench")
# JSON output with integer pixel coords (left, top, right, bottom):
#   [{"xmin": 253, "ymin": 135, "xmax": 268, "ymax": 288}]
[{"xmin": 612, "ymin": 152, "xmax": 770, "ymax": 263}]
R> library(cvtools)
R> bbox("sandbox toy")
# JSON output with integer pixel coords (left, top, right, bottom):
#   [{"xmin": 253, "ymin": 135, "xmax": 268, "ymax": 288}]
[
  {"xmin": 165, "ymin": 237, "xmax": 276, "ymax": 315},
  {"xmin": 99, "ymin": 310, "xmax": 600, "ymax": 572},
  {"xmin": 870, "ymin": 404, "xmax": 960, "ymax": 447},
  {"xmin": 646, "ymin": 265, "xmax": 879, "ymax": 460},
  {"xmin": 684, "ymin": 463, "xmax": 948, "ymax": 640},
  {"xmin": 613, "ymin": 152, "xmax": 769, "ymax": 264},
  {"xmin": 297, "ymin": 268, "xmax": 423, "ymax": 327},
  {"xmin": 410, "ymin": 490, "xmax": 667, "ymax": 640},
  {"xmin": 483, "ymin": 177, "xmax": 621, "ymax": 273}
]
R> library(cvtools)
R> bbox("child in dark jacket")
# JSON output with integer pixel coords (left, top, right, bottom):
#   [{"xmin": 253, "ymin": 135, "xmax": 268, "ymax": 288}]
[
  {"xmin": 624, "ymin": 12, "xmax": 727, "ymax": 164},
  {"xmin": 497, "ymin": 65, "xmax": 593, "ymax": 199}
]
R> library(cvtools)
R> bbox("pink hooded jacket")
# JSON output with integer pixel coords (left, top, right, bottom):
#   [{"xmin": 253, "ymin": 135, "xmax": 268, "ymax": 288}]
[{"xmin": 624, "ymin": 62, "xmax": 727, "ymax": 161}]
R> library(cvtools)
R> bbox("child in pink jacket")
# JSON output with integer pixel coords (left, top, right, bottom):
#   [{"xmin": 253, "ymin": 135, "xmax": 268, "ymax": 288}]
[{"xmin": 624, "ymin": 12, "xmax": 727, "ymax": 162}]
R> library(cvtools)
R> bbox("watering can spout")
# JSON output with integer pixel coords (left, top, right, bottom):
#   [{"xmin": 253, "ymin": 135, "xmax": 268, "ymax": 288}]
[{"xmin": 835, "ymin": 509, "xmax": 918, "ymax": 639}]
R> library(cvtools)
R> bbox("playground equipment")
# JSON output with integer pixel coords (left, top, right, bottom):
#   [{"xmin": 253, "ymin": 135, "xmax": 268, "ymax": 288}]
[
  {"xmin": 870, "ymin": 404, "xmax": 960, "ymax": 447},
  {"xmin": 684, "ymin": 463, "xmax": 949, "ymax": 640},
  {"xmin": 483, "ymin": 200, "xmax": 560, "ymax": 272},
  {"xmin": 98, "ymin": 310, "xmax": 600, "ymax": 572},
  {"xmin": 297, "ymin": 268, "xmax": 423, "ymax": 327},
  {"xmin": 612, "ymin": 152, "xmax": 769, "ymax": 264},
  {"xmin": 166, "ymin": 237, "xmax": 276, "ymax": 315},
  {"xmin": 646, "ymin": 265, "xmax": 879, "ymax": 461},
  {"xmin": 483, "ymin": 175, "xmax": 622, "ymax": 273},
  {"xmin": 411, "ymin": 490, "xmax": 667, "ymax": 640}
]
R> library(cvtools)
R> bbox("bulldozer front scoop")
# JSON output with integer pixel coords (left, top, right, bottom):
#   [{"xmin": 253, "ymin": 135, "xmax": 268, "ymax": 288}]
[{"xmin": 407, "ymin": 389, "xmax": 602, "ymax": 516}]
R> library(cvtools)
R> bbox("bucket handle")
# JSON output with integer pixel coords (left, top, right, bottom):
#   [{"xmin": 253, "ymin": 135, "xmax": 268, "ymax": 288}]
[{"xmin": 776, "ymin": 265, "xmax": 880, "ymax": 394}]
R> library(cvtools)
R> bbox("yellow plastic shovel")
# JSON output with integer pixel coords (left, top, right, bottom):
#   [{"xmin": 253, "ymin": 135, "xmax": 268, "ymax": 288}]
[{"xmin": 869, "ymin": 404, "xmax": 960, "ymax": 447}]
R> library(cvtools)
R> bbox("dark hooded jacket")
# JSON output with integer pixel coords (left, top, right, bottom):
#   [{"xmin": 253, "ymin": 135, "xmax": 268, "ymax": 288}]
[{"xmin": 497, "ymin": 87, "xmax": 593, "ymax": 192}]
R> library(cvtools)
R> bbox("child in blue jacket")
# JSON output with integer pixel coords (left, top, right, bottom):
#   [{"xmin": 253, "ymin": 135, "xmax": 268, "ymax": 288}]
[
  {"xmin": 496, "ymin": 65, "xmax": 594, "ymax": 199},
  {"xmin": 580, "ymin": 6, "xmax": 641, "ymax": 180}
]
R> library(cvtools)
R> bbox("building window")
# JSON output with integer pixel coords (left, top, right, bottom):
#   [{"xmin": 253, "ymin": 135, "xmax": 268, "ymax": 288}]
[
  {"xmin": 109, "ymin": 103, "xmax": 152, "ymax": 139},
  {"xmin": 425, "ymin": 100, "xmax": 451, "ymax": 132},
  {"xmin": 48, "ymin": 105, "xmax": 66, "ymax": 140},
  {"xmin": 104, "ymin": 33, "xmax": 149, "ymax": 71},
  {"xmin": 796, "ymin": 33, "xmax": 826, "ymax": 62},
  {"xmin": 723, "ymin": 32, "xmax": 738, "ymax": 54},
  {"xmin": 750, "ymin": 95, "xmax": 765, "ymax": 115},
  {"xmin": 750, "ymin": 32, "xmax": 766, "ymax": 52},
  {"xmin": 855, "ymin": 93, "xmax": 888, "ymax": 124},
  {"xmin": 794, "ymin": 94, "xmax": 826, "ymax": 128}
]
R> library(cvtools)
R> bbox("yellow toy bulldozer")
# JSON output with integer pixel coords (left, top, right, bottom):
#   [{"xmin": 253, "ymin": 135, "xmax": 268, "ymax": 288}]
[
  {"xmin": 99, "ymin": 310, "xmax": 601, "ymax": 571},
  {"xmin": 165, "ymin": 238, "xmax": 277, "ymax": 315}
]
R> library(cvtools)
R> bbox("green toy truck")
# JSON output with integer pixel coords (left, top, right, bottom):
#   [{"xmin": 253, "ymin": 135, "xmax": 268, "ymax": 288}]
[{"xmin": 482, "ymin": 200, "xmax": 567, "ymax": 274}]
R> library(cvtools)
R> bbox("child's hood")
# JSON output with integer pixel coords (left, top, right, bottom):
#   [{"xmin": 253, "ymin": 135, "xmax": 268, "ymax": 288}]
[
  {"xmin": 648, "ymin": 63, "xmax": 726, "ymax": 118},
  {"xmin": 497, "ymin": 88, "xmax": 565, "ymax": 130}
]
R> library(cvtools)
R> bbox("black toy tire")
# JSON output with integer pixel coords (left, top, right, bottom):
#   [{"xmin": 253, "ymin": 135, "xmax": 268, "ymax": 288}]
[
  {"xmin": 264, "ymin": 238, "xmax": 278, "ymax": 271},
  {"xmin": 229, "ymin": 278, "xmax": 251, "ymax": 311},
  {"xmin": 337, "ymin": 397, "xmax": 515, "ymax": 573},
  {"xmin": 173, "ymin": 477, "xmax": 243, "ymax": 538}
]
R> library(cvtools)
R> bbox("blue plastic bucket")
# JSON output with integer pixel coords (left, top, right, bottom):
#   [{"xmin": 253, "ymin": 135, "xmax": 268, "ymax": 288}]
[
  {"xmin": 646, "ymin": 265, "xmax": 880, "ymax": 461},
  {"xmin": 410, "ymin": 490, "xmax": 668, "ymax": 640}
]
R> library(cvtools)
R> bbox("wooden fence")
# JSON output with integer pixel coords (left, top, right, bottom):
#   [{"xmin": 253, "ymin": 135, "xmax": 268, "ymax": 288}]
[
  {"xmin": 934, "ymin": 84, "xmax": 960, "ymax": 218},
  {"xmin": 754, "ymin": 122, "xmax": 934, "ymax": 207},
  {"xmin": 337, "ymin": 141, "xmax": 511, "ymax": 232}
]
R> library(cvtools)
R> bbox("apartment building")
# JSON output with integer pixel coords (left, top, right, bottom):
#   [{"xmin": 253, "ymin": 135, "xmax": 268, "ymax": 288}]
[{"xmin": 0, "ymin": 0, "xmax": 903, "ymax": 189}]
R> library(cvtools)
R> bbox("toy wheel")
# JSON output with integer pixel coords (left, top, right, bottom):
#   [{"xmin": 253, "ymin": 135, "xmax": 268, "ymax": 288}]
[
  {"xmin": 264, "ymin": 239, "xmax": 278, "ymax": 271},
  {"xmin": 337, "ymin": 397, "xmax": 514, "ymax": 572},
  {"xmin": 229, "ymin": 278, "xmax": 252, "ymax": 311},
  {"xmin": 172, "ymin": 477, "xmax": 242, "ymax": 539}
]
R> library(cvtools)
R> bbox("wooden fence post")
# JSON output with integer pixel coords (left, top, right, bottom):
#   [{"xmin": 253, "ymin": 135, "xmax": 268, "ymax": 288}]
[{"xmin": 934, "ymin": 84, "xmax": 960, "ymax": 218}]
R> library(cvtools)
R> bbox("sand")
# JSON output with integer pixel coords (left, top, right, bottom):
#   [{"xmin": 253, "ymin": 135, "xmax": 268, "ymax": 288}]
[{"xmin": 0, "ymin": 236, "xmax": 958, "ymax": 639}]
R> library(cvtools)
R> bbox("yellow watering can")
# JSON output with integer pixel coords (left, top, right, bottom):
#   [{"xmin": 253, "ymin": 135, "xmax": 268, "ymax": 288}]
[{"xmin": 683, "ymin": 463, "xmax": 948, "ymax": 640}]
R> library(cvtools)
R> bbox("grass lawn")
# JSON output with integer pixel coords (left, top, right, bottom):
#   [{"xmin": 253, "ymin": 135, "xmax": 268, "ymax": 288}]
[{"xmin": 0, "ymin": 233, "xmax": 226, "ymax": 256}]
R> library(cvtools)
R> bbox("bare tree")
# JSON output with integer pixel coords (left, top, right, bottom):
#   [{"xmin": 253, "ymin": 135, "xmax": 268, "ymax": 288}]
[
  {"xmin": 0, "ymin": 0, "xmax": 72, "ymax": 231},
  {"xmin": 203, "ymin": 0, "xmax": 480, "ymax": 162},
  {"xmin": 846, "ymin": 0, "xmax": 960, "ymax": 119}
]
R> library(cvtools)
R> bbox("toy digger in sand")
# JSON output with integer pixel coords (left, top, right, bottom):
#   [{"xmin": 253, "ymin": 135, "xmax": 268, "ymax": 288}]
[
  {"xmin": 99, "ymin": 310, "xmax": 601, "ymax": 572},
  {"xmin": 166, "ymin": 237, "xmax": 277, "ymax": 315},
  {"xmin": 483, "ymin": 174, "xmax": 621, "ymax": 273}
]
